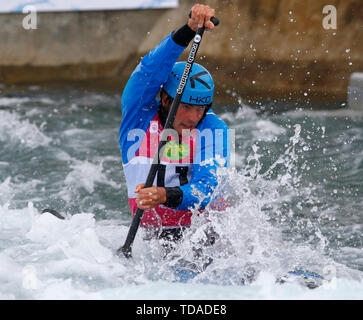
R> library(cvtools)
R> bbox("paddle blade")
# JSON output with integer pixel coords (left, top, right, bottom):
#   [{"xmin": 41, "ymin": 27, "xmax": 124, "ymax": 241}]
[
  {"xmin": 42, "ymin": 208, "xmax": 66, "ymax": 220},
  {"xmin": 117, "ymin": 245, "xmax": 132, "ymax": 259}
]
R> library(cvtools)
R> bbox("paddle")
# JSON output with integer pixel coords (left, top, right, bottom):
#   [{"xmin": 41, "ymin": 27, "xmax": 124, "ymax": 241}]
[{"xmin": 117, "ymin": 16, "xmax": 220, "ymax": 259}]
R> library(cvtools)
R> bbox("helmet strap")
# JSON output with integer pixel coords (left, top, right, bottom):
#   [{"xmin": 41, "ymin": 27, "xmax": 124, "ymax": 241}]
[{"xmin": 158, "ymin": 89, "xmax": 173, "ymax": 127}]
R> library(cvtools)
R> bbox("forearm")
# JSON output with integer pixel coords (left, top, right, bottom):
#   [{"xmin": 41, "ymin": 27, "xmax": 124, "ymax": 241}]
[
  {"xmin": 171, "ymin": 23, "xmax": 196, "ymax": 47},
  {"xmin": 163, "ymin": 187, "xmax": 184, "ymax": 208},
  {"xmin": 121, "ymin": 32, "xmax": 185, "ymax": 116},
  {"xmin": 177, "ymin": 164, "xmax": 218, "ymax": 210},
  {"xmin": 166, "ymin": 135, "xmax": 231, "ymax": 210},
  {"xmin": 126, "ymin": 23, "xmax": 195, "ymax": 93},
  {"xmin": 161, "ymin": 163, "xmax": 218, "ymax": 210}
]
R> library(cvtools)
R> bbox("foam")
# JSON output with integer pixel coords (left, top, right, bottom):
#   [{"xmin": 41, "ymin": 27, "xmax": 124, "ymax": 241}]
[{"xmin": 0, "ymin": 110, "xmax": 51, "ymax": 148}]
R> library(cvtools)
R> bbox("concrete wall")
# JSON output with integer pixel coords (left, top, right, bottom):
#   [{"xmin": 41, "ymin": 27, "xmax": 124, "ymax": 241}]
[{"xmin": 0, "ymin": 0, "xmax": 362, "ymax": 104}]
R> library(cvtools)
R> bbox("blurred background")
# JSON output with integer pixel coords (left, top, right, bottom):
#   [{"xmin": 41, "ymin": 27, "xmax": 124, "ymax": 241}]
[{"xmin": 0, "ymin": 0, "xmax": 362, "ymax": 108}]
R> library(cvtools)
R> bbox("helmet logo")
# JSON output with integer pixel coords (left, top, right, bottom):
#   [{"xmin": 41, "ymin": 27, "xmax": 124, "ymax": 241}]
[
  {"xmin": 190, "ymin": 71, "xmax": 211, "ymax": 89},
  {"xmin": 189, "ymin": 95, "xmax": 212, "ymax": 104}
]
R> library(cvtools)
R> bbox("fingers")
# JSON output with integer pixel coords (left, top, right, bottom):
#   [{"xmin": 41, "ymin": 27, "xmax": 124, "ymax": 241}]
[
  {"xmin": 137, "ymin": 186, "xmax": 157, "ymax": 196},
  {"xmin": 134, "ymin": 183, "xmax": 145, "ymax": 193},
  {"xmin": 135, "ymin": 186, "xmax": 162, "ymax": 210},
  {"xmin": 189, "ymin": 4, "xmax": 216, "ymax": 31},
  {"xmin": 194, "ymin": 4, "xmax": 205, "ymax": 28},
  {"xmin": 205, "ymin": 8, "xmax": 216, "ymax": 31}
]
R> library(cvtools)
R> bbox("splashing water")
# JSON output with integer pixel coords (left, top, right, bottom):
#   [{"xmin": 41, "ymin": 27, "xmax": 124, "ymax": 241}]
[
  {"xmin": 149, "ymin": 122, "xmax": 343, "ymax": 287},
  {"xmin": 0, "ymin": 87, "xmax": 362, "ymax": 299}
]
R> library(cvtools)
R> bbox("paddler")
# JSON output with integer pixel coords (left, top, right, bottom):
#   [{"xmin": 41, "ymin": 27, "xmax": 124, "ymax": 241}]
[{"xmin": 119, "ymin": 3, "xmax": 231, "ymax": 246}]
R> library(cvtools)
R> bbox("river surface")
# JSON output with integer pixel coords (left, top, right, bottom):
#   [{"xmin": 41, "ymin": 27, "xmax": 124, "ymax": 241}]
[{"xmin": 0, "ymin": 85, "xmax": 362, "ymax": 299}]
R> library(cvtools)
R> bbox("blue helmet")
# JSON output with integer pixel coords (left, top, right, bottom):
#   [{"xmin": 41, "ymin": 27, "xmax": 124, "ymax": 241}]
[{"xmin": 163, "ymin": 62, "xmax": 214, "ymax": 106}]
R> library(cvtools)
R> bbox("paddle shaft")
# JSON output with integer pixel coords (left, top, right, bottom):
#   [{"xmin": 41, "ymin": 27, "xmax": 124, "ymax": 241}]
[{"xmin": 119, "ymin": 18, "xmax": 219, "ymax": 258}]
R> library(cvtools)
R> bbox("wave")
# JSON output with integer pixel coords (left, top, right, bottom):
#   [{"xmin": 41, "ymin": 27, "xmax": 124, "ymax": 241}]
[{"xmin": 0, "ymin": 110, "xmax": 51, "ymax": 148}]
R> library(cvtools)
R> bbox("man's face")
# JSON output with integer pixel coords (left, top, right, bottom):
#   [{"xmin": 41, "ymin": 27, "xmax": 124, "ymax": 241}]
[{"xmin": 161, "ymin": 93, "xmax": 207, "ymax": 136}]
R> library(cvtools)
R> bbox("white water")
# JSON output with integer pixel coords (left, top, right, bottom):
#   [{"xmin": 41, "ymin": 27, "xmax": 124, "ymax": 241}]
[
  {"xmin": 0, "ymin": 202, "xmax": 362, "ymax": 300},
  {"xmin": 1, "ymin": 93, "xmax": 363, "ymax": 300},
  {"xmin": 0, "ymin": 110, "xmax": 51, "ymax": 148}
]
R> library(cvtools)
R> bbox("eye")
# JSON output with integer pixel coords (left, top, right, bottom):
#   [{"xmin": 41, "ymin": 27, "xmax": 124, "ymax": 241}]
[
  {"xmin": 182, "ymin": 105, "xmax": 206, "ymax": 112},
  {"xmin": 182, "ymin": 105, "xmax": 193, "ymax": 111}
]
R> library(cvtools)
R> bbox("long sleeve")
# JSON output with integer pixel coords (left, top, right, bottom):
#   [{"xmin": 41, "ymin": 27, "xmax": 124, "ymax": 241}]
[{"xmin": 121, "ymin": 34, "xmax": 186, "ymax": 122}]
